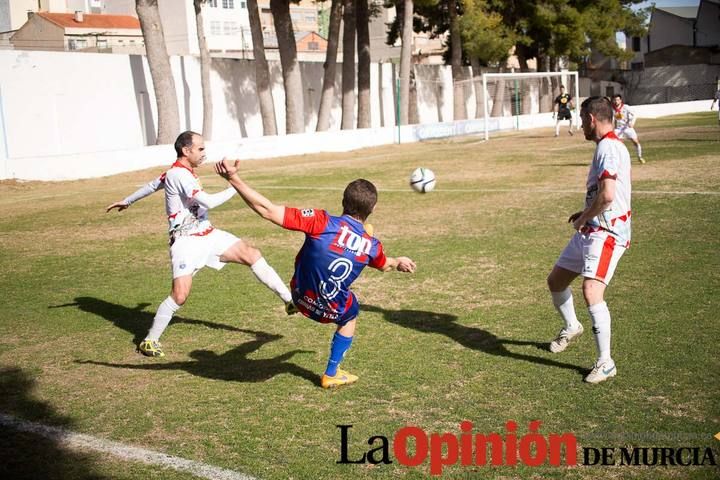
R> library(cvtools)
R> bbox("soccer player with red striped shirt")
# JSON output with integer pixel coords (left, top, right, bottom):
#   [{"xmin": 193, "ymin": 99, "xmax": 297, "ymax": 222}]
[{"xmin": 546, "ymin": 96, "xmax": 632, "ymax": 384}]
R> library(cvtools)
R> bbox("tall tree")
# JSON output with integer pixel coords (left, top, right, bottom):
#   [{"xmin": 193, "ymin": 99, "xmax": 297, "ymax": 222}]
[
  {"xmin": 248, "ymin": 0, "xmax": 277, "ymax": 135},
  {"xmin": 193, "ymin": 0, "xmax": 213, "ymax": 139},
  {"xmin": 356, "ymin": 0, "xmax": 371, "ymax": 128},
  {"xmin": 398, "ymin": 0, "xmax": 413, "ymax": 125},
  {"xmin": 136, "ymin": 0, "xmax": 179, "ymax": 145},
  {"xmin": 316, "ymin": 0, "xmax": 343, "ymax": 131},
  {"xmin": 460, "ymin": 0, "xmax": 515, "ymax": 117},
  {"xmin": 341, "ymin": 0, "xmax": 356, "ymax": 129},
  {"xmin": 448, "ymin": 0, "xmax": 466, "ymax": 120},
  {"xmin": 270, "ymin": 0, "xmax": 305, "ymax": 134}
]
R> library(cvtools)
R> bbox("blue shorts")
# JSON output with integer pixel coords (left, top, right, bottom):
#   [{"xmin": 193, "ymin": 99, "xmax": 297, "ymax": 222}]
[{"xmin": 291, "ymin": 291, "xmax": 359, "ymax": 327}]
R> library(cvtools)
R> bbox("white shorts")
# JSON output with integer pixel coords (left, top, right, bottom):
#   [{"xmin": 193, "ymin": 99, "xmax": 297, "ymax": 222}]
[
  {"xmin": 170, "ymin": 228, "xmax": 239, "ymax": 278},
  {"xmin": 555, "ymin": 230, "xmax": 626, "ymax": 285},
  {"xmin": 614, "ymin": 126, "xmax": 638, "ymax": 141}
]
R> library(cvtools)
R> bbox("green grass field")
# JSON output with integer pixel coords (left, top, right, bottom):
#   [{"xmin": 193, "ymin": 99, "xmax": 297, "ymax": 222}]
[{"xmin": 1, "ymin": 113, "xmax": 719, "ymax": 479}]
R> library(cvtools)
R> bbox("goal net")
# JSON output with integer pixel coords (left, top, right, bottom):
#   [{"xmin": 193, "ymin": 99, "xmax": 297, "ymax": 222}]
[{"xmin": 481, "ymin": 71, "xmax": 580, "ymax": 140}]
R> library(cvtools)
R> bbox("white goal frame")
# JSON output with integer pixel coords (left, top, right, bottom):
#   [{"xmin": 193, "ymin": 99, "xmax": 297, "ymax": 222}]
[{"xmin": 482, "ymin": 71, "xmax": 580, "ymax": 141}]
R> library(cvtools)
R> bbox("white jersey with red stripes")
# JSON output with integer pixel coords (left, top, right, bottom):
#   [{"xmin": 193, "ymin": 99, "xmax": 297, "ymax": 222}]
[
  {"xmin": 584, "ymin": 131, "xmax": 632, "ymax": 246},
  {"xmin": 613, "ymin": 103, "xmax": 635, "ymax": 129},
  {"xmin": 162, "ymin": 161, "xmax": 213, "ymax": 235}
]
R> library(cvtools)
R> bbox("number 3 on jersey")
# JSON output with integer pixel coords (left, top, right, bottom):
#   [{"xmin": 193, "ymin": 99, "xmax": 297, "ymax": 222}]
[{"xmin": 319, "ymin": 257, "xmax": 353, "ymax": 301}]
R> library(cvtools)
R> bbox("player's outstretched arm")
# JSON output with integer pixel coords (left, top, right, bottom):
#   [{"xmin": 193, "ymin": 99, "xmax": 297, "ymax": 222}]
[
  {"xmin": 215, "ymin": 159, "xmax": 285, "ymax": 226},
  {"xmin": 105, "ymin": 177, "xmax": 164, "ymax": 213},
  {"xmin": 106, "ymin": 201, "xmax": 129, "ymax": 212},
  {"xmin": 380, "ymin": 256, "xmax": 416, "ymax": 273}
]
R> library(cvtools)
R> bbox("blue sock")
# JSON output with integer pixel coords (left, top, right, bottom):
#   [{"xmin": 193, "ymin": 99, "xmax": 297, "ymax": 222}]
[{"xmin": 325, "ymin": 332, "xmax": 353, "ymax": 377}]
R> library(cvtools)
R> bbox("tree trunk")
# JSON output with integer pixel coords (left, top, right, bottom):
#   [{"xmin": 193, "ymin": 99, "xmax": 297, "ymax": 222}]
[
  {"xmin": 341, "ymin": 0, "xmax": 356, "ymax": 130},
  {"xmin": 248, "ymin": 0, "xmax": 277, "ymax": 135},
  {"xmin": 270, "ymin": 0, "xmax": 305, "ymax": 134},
  {"xmin": 491, "ymin": 68, "xmax": 506, "ymax": 117},
  {"xmin": 399, "ymin": 0, "xmax": 413, "ymax": 125},
  {"xmin": 470, "ymin": 57, "xmax": 484, "ymax": 119},
  {"xmin": 194, "ymin": 0, "xmax": 212, "ymax": 139},
  {"xmin": 448, "ymin": 0, "xmax": 466, "ymax": 120},
  {"xmin": 516, "ymin": 48, "xmax": 533, "ymax": 114},
  {"xmin": 316, "ymin": 0, "xmax": 343, "ymax": 131},
  {"xmin": 136, "ymin": 0, "xmax": 179, "ymax": 145},
  {"xmin": 356, "ymin": 0, "xmax": 371, "ymax": 129}
]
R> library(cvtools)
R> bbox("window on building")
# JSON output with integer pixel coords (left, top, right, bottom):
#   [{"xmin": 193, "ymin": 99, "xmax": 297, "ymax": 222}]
[
  {"xmin": 208, "ymin": 0, "xmax": 218, "ymax": 6},
  {"xmin": 210, "ymin": 21, "xmax": 221, "ymax": 35},
  {"xmin": 305, "ymin": 14, "xmax": 316, "ymax": 23},
  {"xmin": 308, "ymin": 41, "xmax": 319, "ymax": 51},
  {"xmin": 605, "ymin": 86, "xmax": 614, "ymax": 98},
  {"xmin": 97, "ymin": 39, "xmax": 107, "ymax": 49},
  {"xmin": 224, "ymin": 21, "xmax": 239, "ymax": 35},
  {"xmin": 69, "ymin": 38, "xmax": 88, "ymax": 50},
  {"xmin": 222, "ymin": 0, "xmax": 234, "ymax": 8},
  {"xmin": 632, "ymin": 36, "xmax": 641, "ymax": 52}
]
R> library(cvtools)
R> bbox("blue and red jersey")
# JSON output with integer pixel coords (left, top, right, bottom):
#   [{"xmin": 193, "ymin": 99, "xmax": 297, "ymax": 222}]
[{"xmin": 282, "ymin": 207, "xmax": 387, "ymax": 324}]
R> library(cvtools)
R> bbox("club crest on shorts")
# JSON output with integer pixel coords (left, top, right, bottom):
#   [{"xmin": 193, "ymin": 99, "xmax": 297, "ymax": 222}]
[{"xmin": 301, "ymin": 209, "xmax": 315, "ymax": 217}]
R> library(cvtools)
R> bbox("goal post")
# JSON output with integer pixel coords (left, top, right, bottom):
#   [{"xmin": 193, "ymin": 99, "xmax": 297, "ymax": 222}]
[{"xmin": 481, "ymin": 71, "xmax": 580, "ymax": 141}]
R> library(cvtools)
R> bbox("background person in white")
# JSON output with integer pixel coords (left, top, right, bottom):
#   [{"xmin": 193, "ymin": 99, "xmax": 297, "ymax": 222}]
[
  {"xmin": 106, "ymin": 131, "xmax": 293, "ymax": 357},
  {"xmin": 546, "ymin": 97, "xmax": 632, "ymax": 384},
  {"xmin": 711, "ymin": 86, "xmax": 720, "ymax": 124},
  {"xmin": 612, "ymin": 94, "xmax": 645, "ymax": 164}
]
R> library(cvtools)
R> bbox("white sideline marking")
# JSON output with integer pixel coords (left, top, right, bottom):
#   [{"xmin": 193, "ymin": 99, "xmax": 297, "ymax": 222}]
[
  {"xmin": 0, "ymin": 413, "xmax": 257, "ymax": 480},
  {"xmin": 251, "ymin": 186, "xmax": 720, "ymax": 196}
]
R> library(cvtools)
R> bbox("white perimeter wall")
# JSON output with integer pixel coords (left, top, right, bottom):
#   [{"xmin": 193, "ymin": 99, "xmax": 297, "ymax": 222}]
[{"xmin": 0, "ymin": 50, "xmax": 714, "ymax": 181}]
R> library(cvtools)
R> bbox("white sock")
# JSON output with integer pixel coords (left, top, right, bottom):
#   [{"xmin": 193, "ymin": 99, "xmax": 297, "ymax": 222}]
[
  {"xmin": 636, "ymin": 144, "xmax": 642, "ymax": 158},
  {"xmin": 251, "ymin": 257, "xmax": 292, "ymax": 303},
  {"xmin": 588, "ymin": 301, "xmax": 612, "ymax": 362},
  {"xmin": 551, "ymin": 288, "xmax": 581, "ymax": 331},
  {"xmin": 555, "ymin": 123, "xmax": 560, "ymax": 135},
  {"xmin": 146, "ymin": 296, "xmax": 181, "ymax": 341}
]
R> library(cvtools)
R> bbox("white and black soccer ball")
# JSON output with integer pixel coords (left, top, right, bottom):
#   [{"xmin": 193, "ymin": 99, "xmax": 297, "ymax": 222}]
[{"xmin": 409, "ymin": 167, "xmax": 436, "ymax": 193}]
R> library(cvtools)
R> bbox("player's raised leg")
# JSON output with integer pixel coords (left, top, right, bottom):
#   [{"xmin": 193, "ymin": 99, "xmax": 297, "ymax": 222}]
[{"xmin": 220, "ymin": 239, "xmax": 294, "ymax": 307}]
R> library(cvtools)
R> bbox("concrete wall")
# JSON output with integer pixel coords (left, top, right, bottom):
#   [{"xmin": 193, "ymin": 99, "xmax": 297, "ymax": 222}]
[{"xmin": 0, "ymin": 49, "xmax": 713, "ymax": 181}]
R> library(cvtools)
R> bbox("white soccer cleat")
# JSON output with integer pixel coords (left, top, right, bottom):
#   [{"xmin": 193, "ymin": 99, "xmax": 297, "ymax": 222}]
[
  {"xmin": 585, "ymin": 359, "xmax": 617, "ymax": 384},
  {"xmin": 549, "ymin": 324, "xmax": 584, "ymax": 353}
]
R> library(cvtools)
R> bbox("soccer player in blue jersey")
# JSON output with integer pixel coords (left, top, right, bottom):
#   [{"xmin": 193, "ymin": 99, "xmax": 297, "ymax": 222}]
[{"xmin": 215, "ymin": 159, "xmax": 416, "ymax": 389}]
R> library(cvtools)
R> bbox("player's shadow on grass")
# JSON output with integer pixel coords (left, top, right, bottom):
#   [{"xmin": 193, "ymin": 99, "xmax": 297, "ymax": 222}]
[
  {"xmin": 79, "ymin": 328, "xmax": 320, "ymax": 385},
  {"xmin": 0, "ymin": 367, "xmax": 111, "ymax": 479},
  {"xmin": 364, "ymin": 304, "xmax": 585, "ymax": 374},
  {"xmin": 50, "ymin": 296, "xmax": 247, "ymax": 345}
]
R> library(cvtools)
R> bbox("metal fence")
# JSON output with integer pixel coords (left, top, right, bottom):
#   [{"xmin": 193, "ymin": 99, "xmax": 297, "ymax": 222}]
[{"xmin": 627, "ymin": 83, "xmax": 716, "ymax": 105}]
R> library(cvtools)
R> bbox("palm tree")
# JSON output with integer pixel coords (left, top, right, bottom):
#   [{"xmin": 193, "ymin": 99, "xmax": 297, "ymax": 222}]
[
  {"xmin": 356, "ymin": 0, "xmax": 371, "ymax": 128},
  {"xmin": 341, "ymin": 0, "xmax": 356, "ymax": 130},
  {"xmin": 193, "ymin": 0, "xmax": 212, "ymax": 139},
  {"xmin": 135, "ymin": 0, "xmax": 180, "ymax": 144},
  {"xmin": 270, "ymin": 0, "xmax": 305, "ymax": 134},
  {"xmin": 248, "ymin": 0, "xmax": 277, "ymax": 135},
  {"xmin": 398, "ymin": 0, "xmax": 413, "ymax": 125},
  {"xmin": 316, "ymin": 0, "xmax": 343, "ymax": 131},
  {"xmin": 448, "ymin": 0, "xmax": 466, "ymax": 120}
]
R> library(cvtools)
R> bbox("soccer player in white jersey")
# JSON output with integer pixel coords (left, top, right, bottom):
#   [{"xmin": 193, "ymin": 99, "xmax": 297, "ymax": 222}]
[
  {"xmin": 106, "ymin": 131, "xmax": 294, "ymax": 357},
  {"xmin": 612, "ymin": 94, "xmax": 645, "ymax": 164},
  {"xmin": 546, "ymin": 96, "xmax": 632, "ymax": 384}
]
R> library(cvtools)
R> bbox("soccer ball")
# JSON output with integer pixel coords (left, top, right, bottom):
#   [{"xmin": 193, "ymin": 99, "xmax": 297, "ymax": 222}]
[{"xmin": 409, "ymin": 167, "xmax": 436, "ymax": 193}]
